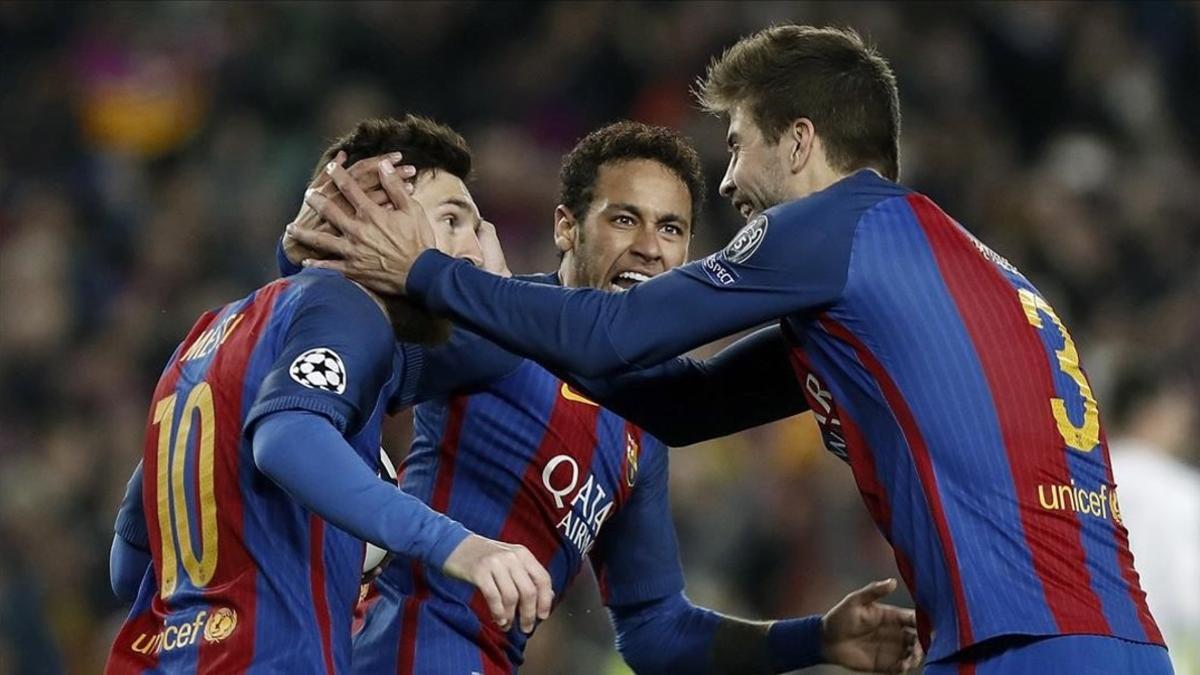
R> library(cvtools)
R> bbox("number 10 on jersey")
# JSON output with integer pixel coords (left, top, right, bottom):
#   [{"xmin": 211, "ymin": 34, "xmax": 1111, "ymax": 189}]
[{"xmin": 152, "ymin": 382, "xmax": 219, "ymax": 598}]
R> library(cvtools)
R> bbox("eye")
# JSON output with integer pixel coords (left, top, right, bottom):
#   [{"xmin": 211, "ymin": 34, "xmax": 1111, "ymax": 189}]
[
  {"xmin": 660, "ymin": 223, "xmax": 684, "ymax": 236},
  {"xmin": 441, "ymin": 213, "xmax": 458, "ymax": 228},
  {"xmin": 613, "ymin": 214, "xmax": 636, "ymax": 227}
]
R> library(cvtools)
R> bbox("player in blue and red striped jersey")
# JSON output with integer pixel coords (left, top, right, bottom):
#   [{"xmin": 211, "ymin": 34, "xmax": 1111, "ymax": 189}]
[
  {"xmin": 104, "ymin": 117, "xmax": 552, "ymax": 674},
  {"xmin": 292, "ymin": 122, "xmax": 918, "ymax": 675},
  {"xmin": 296, "ymin": 27, "xmax": 1173, "ymax": 675}
]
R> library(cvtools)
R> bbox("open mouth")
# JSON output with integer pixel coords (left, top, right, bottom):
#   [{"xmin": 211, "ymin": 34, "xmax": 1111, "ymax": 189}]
[
  {"xmin": 610, "ymin": 270, "xmax": 652, "ymax": 290},
  {"xmin": 736, "ymin": 202, "xmax": 754, "ymax": 220}
]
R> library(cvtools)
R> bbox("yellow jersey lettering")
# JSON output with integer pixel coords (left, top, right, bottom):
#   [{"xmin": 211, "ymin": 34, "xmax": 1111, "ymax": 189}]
[{"xmin": 1017, "ymin": 289, "xmax": 1100, "ymax": 452}]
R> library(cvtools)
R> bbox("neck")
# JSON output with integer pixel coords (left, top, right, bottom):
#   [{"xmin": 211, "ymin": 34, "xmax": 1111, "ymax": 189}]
[
  {"xmin": 557, "ymin": 254, "xmax": 580, "ymax": 289},
  {"xmin": 791, "ymin": 162, "xmax": 854, "ymax": 201}
]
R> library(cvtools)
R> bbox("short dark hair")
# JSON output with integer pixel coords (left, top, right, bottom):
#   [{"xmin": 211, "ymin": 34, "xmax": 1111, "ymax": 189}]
[
  {"xmin": 311, "ymin": 115, "xmax": 472, "ymax": 182},
  {"xmin": 697, "ymin": 25, "xmax": 901, "ymax": 181},
  {"xmin": 558, "ymin": 121, "xmax": 706, "ymax": 229}
]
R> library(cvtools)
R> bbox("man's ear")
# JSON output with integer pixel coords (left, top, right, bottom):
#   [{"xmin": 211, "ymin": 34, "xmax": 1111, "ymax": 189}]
[
  {"xmin": 787, "ymin": 118, "xmax": 817, "ymax": 174},
  {"xmin": 554, "ymin": 205, "xmax": 579, "ymax": 255}
]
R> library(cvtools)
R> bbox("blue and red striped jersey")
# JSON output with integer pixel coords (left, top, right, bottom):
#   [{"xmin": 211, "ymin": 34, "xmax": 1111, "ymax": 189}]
[
  {"xmin": 407, "ymin": 170, "xmax": 1165, "ymax": 662},
  {"xmin": 107, "ymin": 269, "xmax": 405, "ymax": 674},
  {"xmin": 352, "ymin": 276, "xmax": 683, "ymax": 674}
]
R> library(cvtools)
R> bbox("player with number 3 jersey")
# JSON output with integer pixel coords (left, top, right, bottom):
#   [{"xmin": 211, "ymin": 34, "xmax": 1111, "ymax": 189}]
[{"xmin": 295, "ymin": 27, "xmax": 1173, "ymax": 674}]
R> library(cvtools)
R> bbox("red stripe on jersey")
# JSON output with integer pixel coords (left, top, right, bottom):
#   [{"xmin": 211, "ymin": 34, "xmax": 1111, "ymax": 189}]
[
  {"xmin": 394, "ymin": 560, "xmax": 427, "ymax": 675},
  {"xmin": 820, "ymin": 317, "xmax": 975, "ymax": 648},
  {"xmin": 431, "ymin": 395, "xmax": 469, "ymax": 512},
  {"xmin": 471, "ymin": 383, "xmax": 602, "ymax": 664},
  {"xmin": 352, "ymin": 580, "xmax": 381, "ymax": 637},
  {"xmin": 1097, "ymin": 427, "xmax": 1164, "ymax": 643},
  {"xmin": 106, "ymin": 309, "xmax": 222, "ymax": 673},
  {"xmin": 479, "ymin": 650, "xmax": 511, "ymax": 675},
  {"xmin": 196, "ymin": 280, "xmax": 288, "ymax": 672},
  {"xmin": 309, "ymin": 516, "xmax": 336, "ymax": 675},
  {"xmin": 907, "ymin": 193, "xmax": 1110, "ymax": 635},
  {"xmin": 788, "ymin": 346, "xmax": 931, "ymax": 649},
  {"xmin": 397, "ymin": 397, "xmax": 470, "ymax": 673}
]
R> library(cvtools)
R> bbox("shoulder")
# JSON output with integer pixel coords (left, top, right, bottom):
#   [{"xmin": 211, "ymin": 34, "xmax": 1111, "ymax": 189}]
[
  {"xmin": 280, "ymin": 270, "xmax": 394, "ymax": 351},
  {"xmin": 765, "ymin": 170, "xmax": 910, "ymax": 232}
]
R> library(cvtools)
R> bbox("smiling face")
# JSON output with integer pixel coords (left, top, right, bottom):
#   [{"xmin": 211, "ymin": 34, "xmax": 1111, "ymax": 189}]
[
  {"xmin": 556, "ymin": 159, "xmax": 692, "ymax": 291},
  {"xmin": 718, "ymin": 104, "xmax": 793, "ymax": 221}
]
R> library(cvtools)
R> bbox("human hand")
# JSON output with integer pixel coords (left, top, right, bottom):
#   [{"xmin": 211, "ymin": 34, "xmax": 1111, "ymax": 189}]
[
  {"xmin": 292, "ymin": 159, "xmax": 437, "ymax": 295},
  {"xmin": 282, "ymin": 151, "xmax": 416, "ymax": 266},
  {"xmin": 477, "ymin": 220, "xmax": 512, "ymax": 277},
  {"xmin": 821, "ymin": 578, "xmax": 923, "ymax": 673},
  {"xmin": 441, "ymin": 534, "xmax": 553, "ymax": 634}
]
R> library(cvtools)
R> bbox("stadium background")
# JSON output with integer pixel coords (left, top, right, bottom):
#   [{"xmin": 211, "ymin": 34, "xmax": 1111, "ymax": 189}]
[{"xmin": 0, "ymin": 2, "xmax": 1197, "ymax": 673}]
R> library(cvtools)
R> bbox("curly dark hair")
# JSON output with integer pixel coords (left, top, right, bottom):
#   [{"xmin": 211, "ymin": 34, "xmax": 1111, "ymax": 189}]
[
  {"xmin": 558, "ymin": 121, "xmax": 706, "ymax": 231},
  {"xmin": 311, "ymin": 115, "xmax": 471, "ymax": 181}
]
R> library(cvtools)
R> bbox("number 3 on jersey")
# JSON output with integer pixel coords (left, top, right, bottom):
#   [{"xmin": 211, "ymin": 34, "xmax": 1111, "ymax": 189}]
[
  {"xmin": 1018, "ymin": 289, "xmax": 1100, "ymax": 452},
  {"xmin": 152, "ymin": 382, "xmax": 219, "ymax": 598}
]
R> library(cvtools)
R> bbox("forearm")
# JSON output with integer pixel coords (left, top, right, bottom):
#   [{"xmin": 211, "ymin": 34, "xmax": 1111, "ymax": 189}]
[
  {"xmin": 571, "ymin": 326, "xmax": 809, "ymax": 446},
  {"xmin": 407, "ymin": 251, "xmax": 791, "ymax": 377},
  {"xmin": 251, "ymin": 410, "xmax": 470, "ymax": 568},
  {"xmin": 610, "ymin": 593, "xmax": 824, "ymax": 675}
]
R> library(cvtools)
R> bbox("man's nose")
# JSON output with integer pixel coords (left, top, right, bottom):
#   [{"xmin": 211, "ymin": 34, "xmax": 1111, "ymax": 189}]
[
  {"xmin": 630, "ymin": 224, "xmax": 662, "ymax": 261},
  {"xmin": 719, "ymin": 160, "xmax": 736, "ymax": 199}
]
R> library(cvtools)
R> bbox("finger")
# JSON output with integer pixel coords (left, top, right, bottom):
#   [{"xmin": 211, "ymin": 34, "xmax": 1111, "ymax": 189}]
[
  {"xmin": 326, "ymin": 161, "xmax": 383, "ymax": 220},
  {"xmin": 288, "ymin": 218, "xmax": 352, "ymax": 257},
  {"xmin": 376, "ymin": 158, "xmax": 413, "ymax": 212},
  {"xmin": 510, "ymin": 567, "xmax": 539, "ymax": 633},
  {"xmin": 475, "ymin": 573, "xmax": 508, "ymax": 629},
  {"xmin": 366, "ymin": 187, "xmax": 390, "ymax": 207},
  {"xmin": 304, "ymin": 189, "xmax": 364, "ymax": 239},
  {"xmin": 346, "ymin": 157, "xmax": 384, "ymax": 193},
  {"xmin": 490, "ymin": 562, "xmax": 520, "ymax": 627},
  {"xmin": 850, "ymin": 577, "xmax": 898, "ymax": 605},
  {"xmin": 519, "ymin": 550, "xmax": 553, "ymax": 619}
]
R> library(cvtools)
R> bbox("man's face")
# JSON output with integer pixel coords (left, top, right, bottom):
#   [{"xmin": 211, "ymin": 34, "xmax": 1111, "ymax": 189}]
[
  {"xmin": 559, "ymin": 159, "xmax": 692, "ymax": 291},
  {"xmin": 408, "ymin": 169, "xmax": 484, "ymax": 267},
  {"xmin": 719, "ymin": 104, "xmax": 791, "ymax": 221}
]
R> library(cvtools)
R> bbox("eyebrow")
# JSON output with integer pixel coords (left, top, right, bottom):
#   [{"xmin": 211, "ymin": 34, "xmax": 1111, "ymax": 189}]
[
  {"xmin": 440, "ymin": 196, "xmax": 476, "ymax": 212},
  {"xmin": 609, "ymin": 202, "xmax": 689, "ymax": 228}
]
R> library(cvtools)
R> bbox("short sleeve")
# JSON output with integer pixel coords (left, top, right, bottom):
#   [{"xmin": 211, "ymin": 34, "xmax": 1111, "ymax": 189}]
[
  {"xmin": 589, "ymin": 436, "xmax": 685, "ymax": 607},
  {"xmin": 246, "ymin": 273, "xmax": 395, "ymax": 436}
]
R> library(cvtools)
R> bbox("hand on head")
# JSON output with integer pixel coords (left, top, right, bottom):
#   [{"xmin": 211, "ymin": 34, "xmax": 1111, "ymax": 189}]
[{"xmin": 289, "ymin": 154, "xmax": 437, "ymax": 296}]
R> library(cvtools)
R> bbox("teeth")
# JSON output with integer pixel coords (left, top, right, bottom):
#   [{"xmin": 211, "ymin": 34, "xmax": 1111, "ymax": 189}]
[{"xmin": 616, "ymin": 272, "xmax": 651, "ymax": 283}]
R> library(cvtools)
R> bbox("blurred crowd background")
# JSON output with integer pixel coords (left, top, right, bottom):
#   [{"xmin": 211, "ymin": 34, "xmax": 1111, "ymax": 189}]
[{"xmin": 1, "ymin": 2, "xmax": 1197, "ymax": 673}]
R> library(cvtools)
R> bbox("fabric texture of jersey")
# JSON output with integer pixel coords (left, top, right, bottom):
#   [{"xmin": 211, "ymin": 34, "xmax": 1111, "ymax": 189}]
[
  {"xmin": 106, "ymin": 269, "xmax": 403, "ymax": 674},
  {"xmin": 922, "ymin": 635, "xmax": 1172, "ymax": 675},
  {"xmin": 352, "ymin": 274, "xmax": 683, "ymax": 674},
  {"xmin": 406, "ymin": 170, "xmax": 1165, "ymax": 663}
]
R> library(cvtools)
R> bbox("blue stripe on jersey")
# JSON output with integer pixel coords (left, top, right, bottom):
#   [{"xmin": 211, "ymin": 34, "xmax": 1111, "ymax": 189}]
[
  {"xmin": 799, "ymin": 331, "xmax": 962, "ymax": 648},
  {"xmin": 834, "ymin": 198, "xmax": 1060, "ymax": 650},
  {"xmin": 1004, "ymin": 270, "xmax": 1147, "ymax": 640}
]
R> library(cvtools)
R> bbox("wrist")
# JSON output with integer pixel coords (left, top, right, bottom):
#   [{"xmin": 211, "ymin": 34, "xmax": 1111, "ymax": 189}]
[
  {"xmin": 406, "ymin": 248, "xmax": 457, "ymax": 305},
  {"xmin": 424, "ymin": 520, "xmax": 472, "ymax": 570},
  {"xmin": 767, "ymin": 614, "xmax": 825, "ymax": 671}
]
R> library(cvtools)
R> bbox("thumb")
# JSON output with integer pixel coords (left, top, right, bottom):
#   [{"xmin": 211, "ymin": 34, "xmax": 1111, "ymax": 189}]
[{"xmin": 850, "ymin": 578, "xmax": 898, "ymax": 605}]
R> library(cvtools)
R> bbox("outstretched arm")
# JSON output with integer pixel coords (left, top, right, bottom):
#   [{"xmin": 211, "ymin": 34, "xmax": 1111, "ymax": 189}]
[
  {"xmin": 570, "ymin": 325, "xmax": 808, "ymax": 446},
  {"xmin": 294, "ymin": 161, "xmax": 859, "ymax": 378},
  {"xmin": 610, "ymin": 581, "xmax": 921, "ymax": 675}
]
